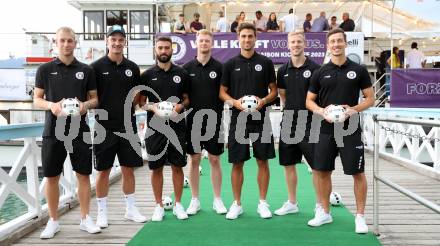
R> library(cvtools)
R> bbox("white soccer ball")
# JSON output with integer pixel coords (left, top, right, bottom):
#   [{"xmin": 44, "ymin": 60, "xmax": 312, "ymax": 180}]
[
  {"xmin": 157, "ymin": 101, "xmax": 174, "ymax": 118},
  {"xmin": 162, "ymin": 196, "xmax": 173, "ymax": 210},
  {"xmin": 330, "ymin": 191, "xmax": 343, "ymax": 206},
  {"xmin": 183, "ymin": 176, "xmax": 190, "ymax": 188},
  {"xmin": 241, "ymin": 95, "xmax": 258, "ymax": 112},
  {"xmin": 199, "ymin": 165, "xmax": 202, "ymax": 176},
  {"xmin": 62, "ymin": 98, "xmax": 80, "ymax": 116},
  {"xmin": 325, "ymin": 105, "xmax": 346, "ymax": 123}
]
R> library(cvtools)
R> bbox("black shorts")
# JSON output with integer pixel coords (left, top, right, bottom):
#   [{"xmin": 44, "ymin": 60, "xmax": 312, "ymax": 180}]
[
  {"xmin": 186, "ymin": 111, "xmax": 224, "ymax": 156},
  {"xmin": 41, "ymin": 136, "xmax": 92, "ymax": 177},
  {"xmin": 313, "ymin": 132, "xmax": 365, "ymax": 175},
  {"xmin": 228, "ymin": 117, "xmax": 275, "ymax": 164},
  {"xmin": 145, "ymin": 128, "xmax": 187, "ymax": 170},
  {"xmin": 279, "ymin": 139, "xmax": 314, "ymax": 167},
  {"xmin": 94, "ymin": 130, "xmax": 143, "ymax": 171}
]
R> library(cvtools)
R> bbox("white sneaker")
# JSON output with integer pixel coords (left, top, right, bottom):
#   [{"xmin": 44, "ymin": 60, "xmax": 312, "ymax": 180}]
[
  {"xmin": 173, "ymin": 202, "xmax": 189, "ymax": 220},
  {"xmin": 355, "ymin": 214, "xmax": 369, "ymax": 234},
  {"xmin": 257, "ymin": 200, "xmax": 272, "ymax": 219},
  {"xmin": 79, "ymin": 215, "xmax": 101, "ymax": 234},
  {"xmin": 308, "ymin": 207, "xmax": 333, "ymax": 227},
  {"xmin": 125, "ymin": 206, "xmax": 148, "ymax": 223},
  {"xmin": 213, "ymin": 198, "xmax": 227, "ymax": 214},
  {"xmin": 151, "ymin": 204, "xmax": 165, "ymax": 222},
  {"xmin": 274, "ymin": 201, "xmax": 299, "ymax": 216},
  {"xmin": 96, "ymin": 208, "xmax": 108, "ymax": 228},
  {"xmin": 40, "ymin": 218, "xmax": 60, "ymax": 239},
  {"xmin": 186, "ymin": 198, "xmax": 201, "ymax": 215},
  {"xmin": 226, "ymin": 201, "xmax": 243, "ymax": 220}
]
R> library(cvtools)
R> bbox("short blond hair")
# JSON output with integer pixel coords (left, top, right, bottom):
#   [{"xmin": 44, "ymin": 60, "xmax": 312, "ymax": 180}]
[
  {"xmin": 287, "ymin": 31, "xmax": 305, "ymax": 41},
  {"xmin": 56, "ymin": 26, "xmax": 76, "ymax": 40},
  {"xmin": 196, "ymin": 29, "xmax": 213, "ymax": 38}
]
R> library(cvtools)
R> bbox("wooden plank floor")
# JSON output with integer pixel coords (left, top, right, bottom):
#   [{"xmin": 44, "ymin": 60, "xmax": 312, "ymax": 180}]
[
  {"xmin": 332, "ymin": 154, "xmax": 440, "ymax": 246},
  {"xmin": 13, "ymin": 164, "xmax": 174, "ymax": 245},
  {"xmin": 13, "ymin": 154, "xmax": 440, "ymax": 245}
]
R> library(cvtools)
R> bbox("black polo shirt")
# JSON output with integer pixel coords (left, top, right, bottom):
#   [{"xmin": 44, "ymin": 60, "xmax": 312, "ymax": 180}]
[
  {"xmin": 277, "ymin": 57, "xmax": 320, "ymax": 134},
  {"xmin": 140, "ymin": 64, "xmax": 189, "ymax": 126},
  {"xmin": 277, "ymin": 57, "xmax": 320, "ymax": 110},
  {"xmin": 91, "ymin": 56, "xmax": 140, "ymax": 132},
  {"xmin": 221, "ymin": 52, "xmax": 276, "ymax": 119},
  {"xmin": 309, "ymin": 58, "xmax": 372, "ymax": 133},
  {"xmin": 35, "ymin": 58, "xmax": 96, "ymax": 137},
  {"xmin": 183, "ymin": 57, "xmax": 223, "ymax": 112}
]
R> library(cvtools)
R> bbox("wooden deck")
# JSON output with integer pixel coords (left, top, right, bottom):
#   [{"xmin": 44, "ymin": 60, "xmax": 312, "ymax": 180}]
[
  {"xmin": 333, "ymin": 153, "xmax": 440, "ymax": 246},
  {"xmin": 11, "ymin": 153, "xmax": 440, "ymax": 245}
]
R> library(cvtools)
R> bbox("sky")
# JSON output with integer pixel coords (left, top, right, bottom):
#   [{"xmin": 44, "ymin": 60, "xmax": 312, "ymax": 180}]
[{"xmin": 0, "ymin": 0, "xmax": 439, "ymax": 60}]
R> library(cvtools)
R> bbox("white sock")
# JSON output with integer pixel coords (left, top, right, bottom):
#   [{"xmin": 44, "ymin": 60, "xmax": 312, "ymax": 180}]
[
  {"xmin": 97, "ymin": 197, "xmax": 107, "ymax": 212},
  {"xmin": 48, "ymin": 217, "xmax": 58, "ymax": 224},
  {"xmin": 81, "ymin": 214, "xmax": 90, "ymax": 221},
  {"xmin": 125, "ymin": 193, "xmax": 136, "ymax": 209},
  {"xmin": 259, "ymin": 199, "xmax": 267, "ymax": 204}
]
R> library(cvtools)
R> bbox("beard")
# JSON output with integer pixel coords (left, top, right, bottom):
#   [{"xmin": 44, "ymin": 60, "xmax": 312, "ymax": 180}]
[
  {"xmin": 199, "ymin": 48, "xmax": 210, "ymax": 54},
  {"xmin": 242, "ymin": 46, "xmax": 253, "ymax": 52},
  {"xmin": 156, "ymin": 54, "xmax": 172, "ymax": 63}
]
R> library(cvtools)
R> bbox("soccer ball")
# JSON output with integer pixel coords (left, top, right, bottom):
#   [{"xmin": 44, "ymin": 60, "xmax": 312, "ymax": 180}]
[
  {"xmin": 157, "ymin": 101, "xmax": 174, "ymax": 118},
  {"xmin": 325, "ymin": 105, "xmax": 346, "ymax": 123},
  {"xmin": 62, "ymin": 98, "xmax": 80, "ymax": 116},
  {"xmin": 199, "ymin": 165, "xmax": 202, "ymax": 176},
  {"xmin": 241, "ymin": 95, "xmax": 258, "ymax": 112},
  {"xmin": 162, "ymin": 196, "xmax": 173, "ymax": 210},
  {"xmin": 330, "ymin": 191, "xmax": 343, "ymax": 206},
  {"xmin": 183, "ymin": 176, "xmax": 189, "ymax": 188}
]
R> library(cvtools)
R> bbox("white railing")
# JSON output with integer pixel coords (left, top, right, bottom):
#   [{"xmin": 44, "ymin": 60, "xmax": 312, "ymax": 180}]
[
  {"xmin": 0, "ymin": 122, "xmax": 122, "ymax": 240},
  {"xmin": 362, "ymin": 107, "xmax": 440, "ymax": 173},
  {"xmin": 372, "ymin": 115, "xmax": 440, "ymax": 235}
]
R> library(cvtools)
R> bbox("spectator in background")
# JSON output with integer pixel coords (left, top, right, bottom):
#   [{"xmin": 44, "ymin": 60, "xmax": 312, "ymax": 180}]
[
  {"xmin": 190, "ymin": 13, "xmax": 205, "ymax": 33},
  {"xmin": 231, "ymin": 15, "xmax": 240, "ymax": 33},
  {"xmin": 254, "ymin": 10, "xmax": 267, "ymax": 32},
  {"xmin": 387, "ymin": 47, "xmax": 402, "ymax": 68},
  {"xmin": 339, "ymin": 12, "xmax": 355, "ymax": 32},
  {"xmin": 174, "ymin": 14, "xmax": 189, "ymax": 34},
  {"xmin": 329, "ymin": 16, "xmax": 338, "ymax": 30},
  {"xmin": 303, "ymin": 13, "xmax": 312, "ymax": 32},
  {"xmin": 280, "ymin": 8, "xmax": 296, "ymax": 32},
  {"xmin": 406, "ymin": 42, "xmax": 426, "ymax": 68},
  {"xmin": 266, "ymin": 12, "xmax": 280, "ymax": 32},
  {"xmin": 311, "ymin": 11, "xmax": 329, "ymax": 32},
  {"xmin": 215, "ymin": 11, "xmax": 229, "ymax": 32},
  {"xmin": 239, "ymin": 11, "xmax": 246, "ymax": 24}
]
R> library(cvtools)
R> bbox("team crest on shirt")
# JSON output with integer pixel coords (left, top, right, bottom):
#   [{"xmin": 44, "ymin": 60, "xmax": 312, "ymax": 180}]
[
  {"xmin": 303, "ymin": 70, "xmax": 311, "ymax": 78},
  {"xmin": 255, "ymin": 64, "xmax": 262, "ymax": 71},
  {"xmin": 209, "ymin": 71, "xmax": 217, "ymax": 79},
  {"xmin": 347, "ymin": 71, "xmax": 357, "ymax": 79},
  {"xmin": 173, "ymin": 75, "xmax": 181, "ymax": 83},
  {"xmin": 75, "ymin": 72, "xmax": 84, "ymax": 80},
  {"xmin": 125, "ymin": 69, "xmax": 133, "ymax": 77}
]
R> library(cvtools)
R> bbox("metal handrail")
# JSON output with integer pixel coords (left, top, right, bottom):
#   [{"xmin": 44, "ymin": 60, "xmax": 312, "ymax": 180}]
[
  {"xmin": 372, "ymin": 72, "xmax": 389, "ymax": 88},
  {"xmin": 372, "ymin": 115, "xmax": 440, "ymax": 236}
]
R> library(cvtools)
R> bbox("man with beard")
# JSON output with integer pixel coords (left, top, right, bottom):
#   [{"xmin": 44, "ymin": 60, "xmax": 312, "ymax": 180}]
[
  {"xmin": 306, "ymin": 28, "xmax": 374, "ymax": 233},
  {"xmin": 183, "ymin": 29, "xmax": 227, "ymax": 216},
  {"xmin": 34, "ymin": 27, "xmax": 101, "ymax": 239},
  {"xmin": 91, "ymin": 25, "xmax": 147, "ymax": 229},
  {"xmin": 140, "ymin": 36, "xmax": 190, "ymax": 221},
  {"xmin": 274, "ymin": 31, "xmax": 321, "ymax": 216},
  {"xmin": 219, "ymin": 23, "xmax": 278, "ymax": 220}
]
